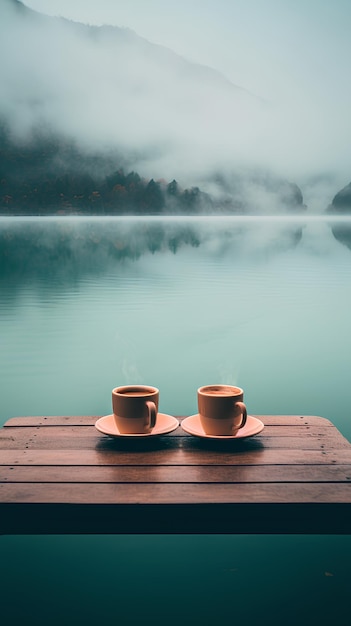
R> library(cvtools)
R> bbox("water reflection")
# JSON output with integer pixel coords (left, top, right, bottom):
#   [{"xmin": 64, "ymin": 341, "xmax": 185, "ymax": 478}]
[
  {"xmin": 330, "ymin": 221, "xmax": 351, "ymax": 250},
  {"xmin": 0, "ymin": 216, "xmax": 308, "ymax": 287}
]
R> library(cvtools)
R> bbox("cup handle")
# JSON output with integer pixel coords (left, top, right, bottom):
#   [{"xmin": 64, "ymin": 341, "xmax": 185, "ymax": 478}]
[
  {"xmin": 235, "ymin": 401, "xmax": 247, "ymax": 430},
  {"xmin": 146, "ymin": 401, "xmax": 157, "ymax": 429}
]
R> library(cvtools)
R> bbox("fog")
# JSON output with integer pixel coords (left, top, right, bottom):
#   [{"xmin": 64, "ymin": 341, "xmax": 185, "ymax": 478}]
[{"xmin": 1, "ymin": 0, "xmax": 351, "ymax": 208}]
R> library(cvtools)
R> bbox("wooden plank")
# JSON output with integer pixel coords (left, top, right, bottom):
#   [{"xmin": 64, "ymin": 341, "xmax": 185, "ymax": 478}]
[
  {"xmin": 2, "ymin": 415, "xmax": 336, "ymax": 427},
  {"xmin": 1, "ymin": 481, "xmax": 351, "ymax": 504},
  {"xmin": 0, "ymin": 424, "xmax": 340, "ymax": 439},
  {"xmin": 0, "ymin": 433, "xmax": 348, "ymax": 450},
  {"xmin": 2, "ymin": 422, "xmax": 183, "ymax": 437},
  {"xmin": 1, "ymin": 447, "xmax": 351, "ymax": 466},
  {"xmin": 3, "ymin": 416, "xmax": 100, "ymax": 427},
  {"xmin": 0, "ymin": 429, "xmax": 181, "ymax": 449},
  {"xmin": 2, "ymin": 464, "xmax": 351, "ymax": 483},
  {"xmin": 1, "ymin": 421, "xmax": 348, "ymax": 442},
  {"xmin": 254, "ymin": 415, "xmax": 335, "ymax": 427}
]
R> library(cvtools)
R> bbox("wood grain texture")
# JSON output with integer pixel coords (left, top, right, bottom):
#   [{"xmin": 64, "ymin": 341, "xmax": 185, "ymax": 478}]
[
  {"xmin": 1, "ymin": 464, "xmax": 351, "ymax": 483},
  {"xmin": 2, "ymin": 481, "xmax": 351, "ymax": 504},
  {"xmin": 1, "ymin": 415, "xmax": 351, "ymax": 534},
  {"xmin": 1, "ymin": 447, "xmax": 350, "ymax": 466},
  {"xmin": 3, "ymin": 415, "xmax": 335, "ymax": 427},
  {"xmin": 1, "ymin": 427, "xmax": 348, "ymax": 450}
]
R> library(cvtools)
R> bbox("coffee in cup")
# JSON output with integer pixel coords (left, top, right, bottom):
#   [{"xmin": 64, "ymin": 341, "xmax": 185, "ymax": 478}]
[
  {"xmin": 197, "ymin": 385, "xmax": 247, "ymax": 436},
  {"xmin": 112, "ymin": 385, "xmax": 159, "ymax": 434}
]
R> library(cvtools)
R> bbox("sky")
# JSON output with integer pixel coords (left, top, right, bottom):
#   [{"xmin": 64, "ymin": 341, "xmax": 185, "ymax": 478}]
[{"xmin": 3, "ymin": 0, "xmax": 351, "ymax": 206}]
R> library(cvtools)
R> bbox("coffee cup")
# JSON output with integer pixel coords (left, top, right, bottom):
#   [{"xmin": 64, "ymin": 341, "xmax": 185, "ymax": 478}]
[
  {"xmin": 197, "ymin": 385, "xmax": 247, "ymax": 436},
  {"xmin": 112, "ymin": 385, "xmax": 159, "ymax": 434}
]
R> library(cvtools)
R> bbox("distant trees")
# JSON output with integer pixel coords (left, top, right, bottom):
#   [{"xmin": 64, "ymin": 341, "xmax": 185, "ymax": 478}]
[
  {"xmin": 0, "ymin": 127, "xmax": 217, "ymax": 215},
  {"xmin": 0, "ymin": 136, "xmax": 208, "ymax": 215},
  {"xmin": 0, "ymin": 124, "xmax": 305, "ymax": 217},
  {"xmin": 143, "ymin": 179, "xmax": 164, "ymax": 213},
  {"xmin": 167, "ymin": 179, "xmax": 179, "ymax": 197}
]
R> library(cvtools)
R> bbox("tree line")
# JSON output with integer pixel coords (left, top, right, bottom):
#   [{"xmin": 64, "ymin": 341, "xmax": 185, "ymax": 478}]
[{"xmin": 0, "ymin": 128, "xmax": 212, "ymax": 215}]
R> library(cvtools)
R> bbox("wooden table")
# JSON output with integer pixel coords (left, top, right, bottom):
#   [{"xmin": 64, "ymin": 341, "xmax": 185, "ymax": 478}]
[{"xmin": 1, "ymin": 415, "xmax": 351, "ymax": 534}]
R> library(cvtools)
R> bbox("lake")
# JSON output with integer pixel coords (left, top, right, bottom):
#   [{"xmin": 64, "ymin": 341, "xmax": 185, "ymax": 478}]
[{"xmin": 1, "ymin": 215, "xmax": 351, "ymax": 626}]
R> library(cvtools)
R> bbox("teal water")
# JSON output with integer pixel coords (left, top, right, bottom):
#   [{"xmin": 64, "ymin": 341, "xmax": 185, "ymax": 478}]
[{"xmin": 1, "ymin": 216, "xmax": 351, "ymax": 625}]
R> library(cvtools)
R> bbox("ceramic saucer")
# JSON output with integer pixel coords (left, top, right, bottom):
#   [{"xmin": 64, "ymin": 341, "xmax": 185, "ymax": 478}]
[
  {"xmin": 181, "ymin": 414, "xmax": 264, "ymax": 439},
  {"xmin": 95, "ymin": 413, "xmax": 179, "ymax": 438}
]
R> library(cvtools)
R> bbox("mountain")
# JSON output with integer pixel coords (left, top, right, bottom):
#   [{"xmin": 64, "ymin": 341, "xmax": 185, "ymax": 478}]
[
  {"xmin": 328, "ymin": 182, "xmax": 351, "ymax": 214},
  {"xmin": 326, "ymin": 181, "xmax": 351, "ymax": 249},
  {"xmin": 0, "ymin": 0, "xmax": 260, "ymax": 157},
  {"xmin": 0, "ymin": 0, "xmax": 305, "ymax": 215}
]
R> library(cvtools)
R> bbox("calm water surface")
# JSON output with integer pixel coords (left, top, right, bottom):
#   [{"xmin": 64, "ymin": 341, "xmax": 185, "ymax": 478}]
[{"xmin": 1, "ymin": 216, "xmax": 351, "ymax": 625}]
